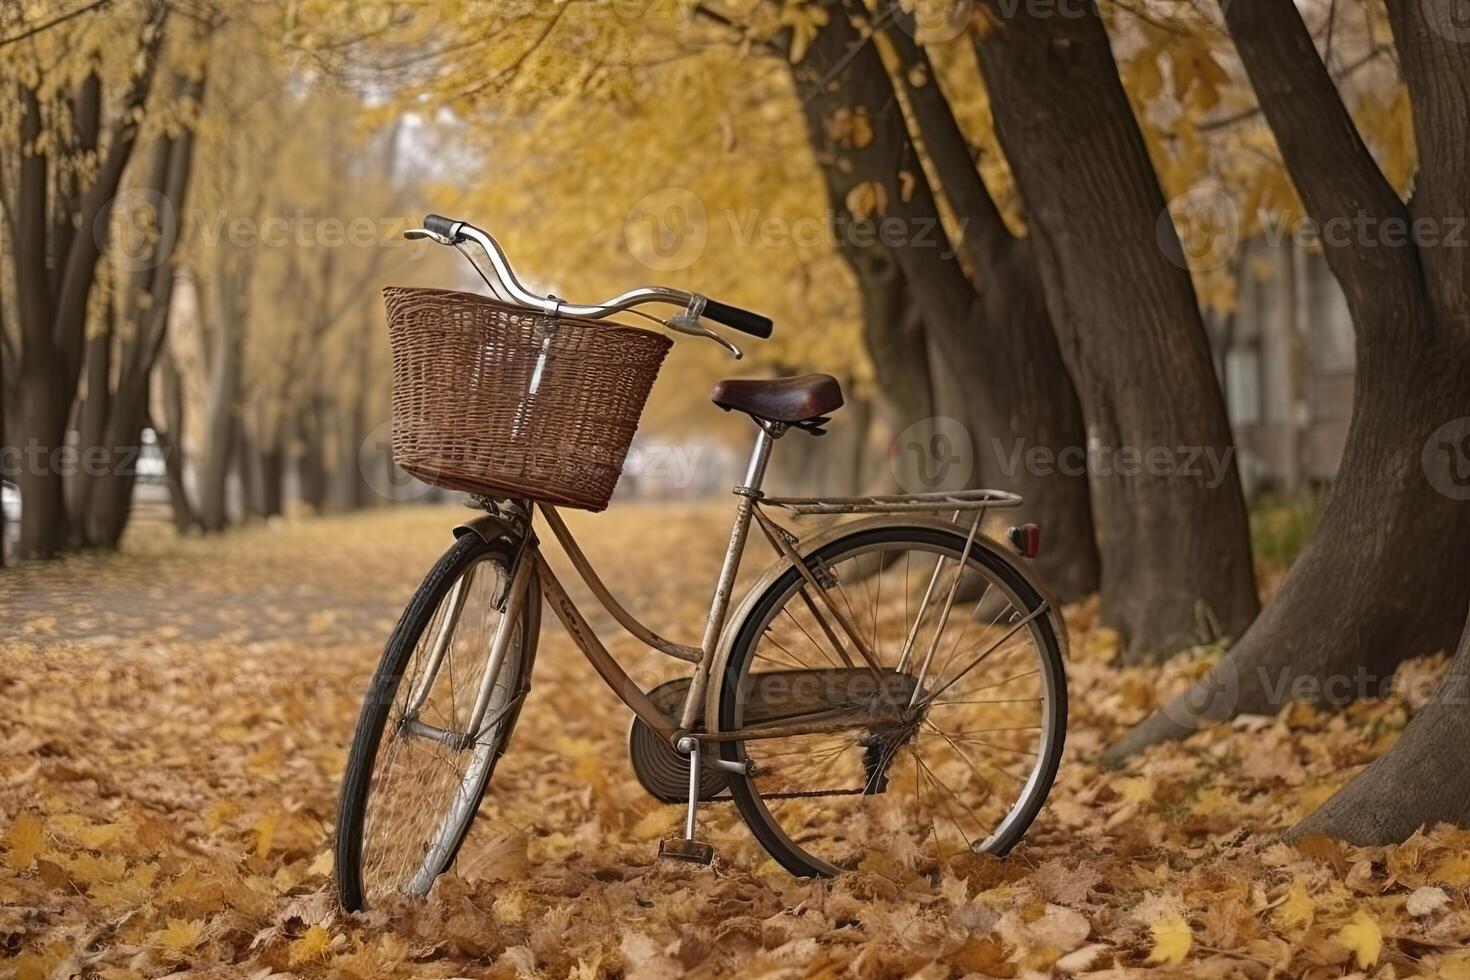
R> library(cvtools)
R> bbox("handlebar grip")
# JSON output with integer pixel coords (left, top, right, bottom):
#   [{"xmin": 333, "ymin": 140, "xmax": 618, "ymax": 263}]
[
  {"xmin": 703, "ymin": 298, "xmax": 773, "ymax": 339},
  {"xmin": 424, "ymin": 213, "xmax": 461, "ymax": 241}
]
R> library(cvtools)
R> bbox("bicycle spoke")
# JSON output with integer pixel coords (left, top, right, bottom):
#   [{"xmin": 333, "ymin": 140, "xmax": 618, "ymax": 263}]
[{"xmin": 726, "ymin": 531, "xmax": 1062, "ymax": 874}]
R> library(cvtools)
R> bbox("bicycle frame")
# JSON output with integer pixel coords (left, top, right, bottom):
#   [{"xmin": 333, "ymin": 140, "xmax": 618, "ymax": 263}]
[{"xmin": 436, "ymin": 423, "xmax": 1036, "ymax": 752}]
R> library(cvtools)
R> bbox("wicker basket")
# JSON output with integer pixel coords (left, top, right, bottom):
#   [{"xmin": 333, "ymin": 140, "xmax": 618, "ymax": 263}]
[{"xmin": 385, "ymin": 287, "xmax": 672, "ymax": 511}]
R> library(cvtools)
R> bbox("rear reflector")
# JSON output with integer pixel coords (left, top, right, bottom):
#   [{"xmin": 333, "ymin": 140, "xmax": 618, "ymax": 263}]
[{"xmin": 1007, "ymin": 523, "xmax": 1041, "ymax": 558}]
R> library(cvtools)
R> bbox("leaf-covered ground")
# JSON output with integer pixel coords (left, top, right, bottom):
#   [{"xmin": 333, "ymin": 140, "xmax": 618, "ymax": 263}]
[{"xmin": 3, "ymin": 504, "xmax": 1470, "ymax": 978}]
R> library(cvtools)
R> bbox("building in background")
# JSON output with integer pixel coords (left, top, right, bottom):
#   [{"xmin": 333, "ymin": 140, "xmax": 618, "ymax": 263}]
[{"xmin": 1212, "ymin": 239, "xmax": 1356, "ymax": 496}]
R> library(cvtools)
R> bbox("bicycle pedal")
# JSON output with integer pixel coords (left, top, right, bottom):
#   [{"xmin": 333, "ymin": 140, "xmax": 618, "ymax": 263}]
[{"xmin": 658, "ymin": 838, "xmax": 715, "ymax": 865}]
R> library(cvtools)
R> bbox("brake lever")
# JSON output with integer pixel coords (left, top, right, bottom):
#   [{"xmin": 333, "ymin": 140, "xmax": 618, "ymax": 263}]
[
  {"xmin": 668, "ymin": 312, "xmax": 743, "ymax": 359},
  {"xmin": 405, "ymin": 228, "xmax": 456, "ymax": 245}
]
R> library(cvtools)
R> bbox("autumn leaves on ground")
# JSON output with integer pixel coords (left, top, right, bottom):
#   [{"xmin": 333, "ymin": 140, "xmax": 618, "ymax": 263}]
[{"xmin": 3, "ymin": 505, "xmax": 1470, "ymax": 979}]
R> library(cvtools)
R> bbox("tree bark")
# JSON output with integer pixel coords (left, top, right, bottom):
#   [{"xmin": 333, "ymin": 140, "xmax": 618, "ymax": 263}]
[
  {"xmin": 155, "ymin": 350, "xmax": 199, "ymax": 533},
  {"xmin": 85, "ymin": 74, "xmax": 203, "ymax": 549},
  {"xmin": 972, "ymin": 0, "xmax": 1258, "ymax": 657},
  {"xmin": 1291, "ymin": 599, "xmax": 1470, "ymax": 844},
  {"xmin": 296, "ymin": 400, "xmax": 330, "ymax": 513},
  {"xmin": 14, "ymin": 83, "xmax": 70, "ymax": 560},
  {"xmin": 1108, "ymin": 0, "xmax": 1470, "ymax": 759},
  {"xmin": 198, "ymin": 276, "xmax": 243, "ymax": 533},
  {"xmin": 9, "ymin": 6, "xmax": 169, "ymax": 559},
  {"xmin": 792, "ymin": 3, "xmax": 1101, "ymax": 601}
]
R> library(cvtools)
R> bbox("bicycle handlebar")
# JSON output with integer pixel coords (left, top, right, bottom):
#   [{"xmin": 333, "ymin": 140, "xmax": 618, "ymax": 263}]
[{"xmin": 414, "ymin": 213, "xmax": 773, "ymax": 353}]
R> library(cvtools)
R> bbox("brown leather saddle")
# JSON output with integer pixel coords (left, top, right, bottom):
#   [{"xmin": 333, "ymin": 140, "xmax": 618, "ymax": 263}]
[{"xmin": 710, "ymin": 374, "xmax": 844, "ymax": 432}]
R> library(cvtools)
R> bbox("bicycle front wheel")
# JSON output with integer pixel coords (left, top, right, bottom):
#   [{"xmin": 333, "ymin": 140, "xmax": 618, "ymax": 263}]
[
  {"xmin": 716, "ymin": 525, "xmax": 1066, "ymax": 877},
  {"xmin": 335, "ymin": 531, "xmax": 540, "ymax": 911}
]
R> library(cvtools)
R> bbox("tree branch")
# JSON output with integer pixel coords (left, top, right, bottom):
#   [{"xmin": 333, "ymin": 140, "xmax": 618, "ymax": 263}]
[
  {"xmin": 0, "ymin": 0, "xmax": 111, "ymax": 48},
  {"xmin": 878, "ymin": 17, "xmax": 1015, "ymax": 273},
  {"xmin": 1383, "ymin": 0, "xmax": 1470, "ymax": 327},
  {"xmin": 53, "ymin": 1, "xmax": 170, "ymax": 390},
  {"xmin": 1217, "ymin": 0, "xmax": 1421, "ymax": 313}
]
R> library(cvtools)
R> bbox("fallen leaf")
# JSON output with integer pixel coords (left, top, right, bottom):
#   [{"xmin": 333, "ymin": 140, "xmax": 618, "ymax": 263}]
[
  {"xmin": 1147, "ymin": 914, "xmax": 1192, "ymax": 966},
  {"xmin": 153, "ymin": 917, "xmax": 206, "ymax": 952},
  {"xmin": 3, "ymin": 812, "xmax": 45, "ymax": 869},
  {"xmin": 1336, "ymin": 910, "xmax": 1382, "ymax": 969},
  {"xmin": 1406, "ymin": 885, "xmax": 1449, "ymax": 917}
]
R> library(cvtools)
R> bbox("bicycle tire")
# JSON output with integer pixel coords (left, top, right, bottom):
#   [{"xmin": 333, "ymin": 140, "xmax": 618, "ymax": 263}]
[
  {"xmin": 715, "ymin": 525, "xmax": 1067, "ymax": 877},
  {"xmin": 335, "ymin": 531, "xmax": 540, "ymax": 910}
]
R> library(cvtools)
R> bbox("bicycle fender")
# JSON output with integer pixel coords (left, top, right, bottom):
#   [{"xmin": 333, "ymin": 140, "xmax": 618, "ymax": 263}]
[
  {"xmin": 452, "ymin": 512, "xmax": 522, "ymax": 548},
  {"xmin": 701, "ymin": 514, "xmax": 1068, "ymax": 730}
]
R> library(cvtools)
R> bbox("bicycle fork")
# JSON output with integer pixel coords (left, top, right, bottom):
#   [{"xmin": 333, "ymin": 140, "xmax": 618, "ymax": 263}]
[{"xmin": 401, "ymin": 552, "xmax": 535, "ymax": 752}]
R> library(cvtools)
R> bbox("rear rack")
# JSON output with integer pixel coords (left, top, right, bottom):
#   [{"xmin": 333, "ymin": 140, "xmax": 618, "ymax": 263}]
[{"xmin": 758, "ymin": 488, "xmax": 1023, "ymax": 515}]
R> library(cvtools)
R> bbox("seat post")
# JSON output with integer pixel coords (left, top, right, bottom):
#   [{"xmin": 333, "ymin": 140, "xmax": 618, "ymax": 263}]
[
  {"xmin": 676, "ymin": 420, "xmax": 784, "ymax": 734},
  {"xmin": 738, "ymin": 421, "xmax": 782, "ymax": 497}
]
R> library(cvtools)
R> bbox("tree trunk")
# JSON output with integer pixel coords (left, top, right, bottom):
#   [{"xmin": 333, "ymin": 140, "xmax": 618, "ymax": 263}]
[
  {"xmin": 792, "ymin": 4, "xmax": 1101, "ymax": 601},
  {"xmin": 198, "ymin": 282, "xmax": 242, "ymax": 533},
  {"xmin": 83, "ymin": 86, "xmax": 201, "ymax": 549},
  {"xmin": 297, "ymin": 402, "xmax": 329, "ymax": 513},
  {"xmin": 1108, "ymin": 0, "xmax": 1470, "ymax": 759},
  {"xmin": 972, "ymin": 0, "xmax": 1258, "ymax": 657},
  {"xmin": 258, "ymin": 440, "xmax": 286, "ymax": 519},
  {"xmin": 332, "ymin": 327, "xmax": 371, "ymax": 511},
  {"xmin": 1290, "ymin": 604, "xmax": 1470, "ymax": 844},
  {"xmin": 8, "ymin": 8, "xmax": 169, "ymax": 560},
  {"xmin": 68, "ymin": 322, "xmax": 113, "ymax": 540},
  {"xmin": 155, "ymin": 351, "xmax": 199, "ymax": 534},
  {"xmin": 234, "ymin": 418, "xmax": 261, "ymax": 520},
  {"xmin": 1279, "ymin": 0, "xmax": 1470, "ymax": 843}
]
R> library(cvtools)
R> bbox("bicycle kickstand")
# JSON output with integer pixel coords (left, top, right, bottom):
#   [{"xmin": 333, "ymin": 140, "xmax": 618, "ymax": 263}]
[{"xmin": 659, "ymin": 735, "xmax": 744, "ymax": 865}]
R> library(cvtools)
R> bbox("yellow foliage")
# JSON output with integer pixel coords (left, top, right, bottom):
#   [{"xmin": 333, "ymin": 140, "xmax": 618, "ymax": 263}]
[
  {"xmin": 288, "ymin": 924, "xmax": 333, "ymax": 964},
  {"xmin": 1147, "ymin": 913, "xmax": 1193, "ymax": 966},
  {"xmin": 153, "ymin": 917, "xmax": 206, "ymax": 952},
  {"xmin": 1336, "ymin": 910, "xmax": 1383, "ymax": 969},
  {"xmin": 3, "ymin": 812, "xmax": 46, "ymax": 869}
]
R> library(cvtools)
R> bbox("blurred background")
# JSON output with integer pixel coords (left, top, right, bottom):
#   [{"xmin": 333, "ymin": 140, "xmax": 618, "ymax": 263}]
[{"xmin": 0, "ymin": 0, "xmax": 1405, "ymax": 570}]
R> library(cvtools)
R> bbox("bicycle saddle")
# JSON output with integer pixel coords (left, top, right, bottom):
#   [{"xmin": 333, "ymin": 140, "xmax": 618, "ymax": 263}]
[{"xmin": 710, "ymin": 374, "xmax": 844, "ymax": 424}]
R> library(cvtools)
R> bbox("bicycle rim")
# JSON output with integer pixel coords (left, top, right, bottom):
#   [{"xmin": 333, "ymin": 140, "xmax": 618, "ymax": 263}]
[{"xmin": 718, "ymin": 526, "xmax": 1066, "ymax": 877}]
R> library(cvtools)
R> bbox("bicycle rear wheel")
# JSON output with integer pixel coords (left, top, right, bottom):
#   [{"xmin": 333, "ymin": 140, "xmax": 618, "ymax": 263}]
[
  {"xmin": 335, "ymin": 531, "xmax": 539, "ymax": 911},
  {"xmin": 715, "ymin": 525, "xmax": 1066, "ymax": 877}
]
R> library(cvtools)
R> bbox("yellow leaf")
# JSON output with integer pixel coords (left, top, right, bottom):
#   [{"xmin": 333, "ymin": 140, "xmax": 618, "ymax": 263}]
[
  {"xmin": 1431, "ymin": 853, "xmax": 1470, "ymax": 886},
  {"xmin": 1439, "ymin": 951, "xmax": 1470, "ymax": 980},
  {"xmin": 306, "ymin": 850, "xmax": 334, "ymax": 877},
  {"xmin": 1275, "ymin": 880, "xmax": 1314, "ymax": 930},
  {"xmin": 781, "ymin": 2, "xmax": 830, "ymax": 63},
  {"xmin": 251, "ymin": 813, "xmax": 278, "ymax": 860},
  {"xmin": 3, "ymin": 812, "xmax": 46, "ymax": 869},
  {"xmin": 205, "ymin": 801, "xmax": 239, "ymax": 832},
  {"xmin": 1147, "ymin": 914, "xmax": 1192, "ymax": 966},
  {"xmin": 154, "ymin": 917, "xmax": 206, "ymax": 951},
  {"xmin": 1119, "ymin": 777, "xmax": 1155, "ymax": 805},
  {"xmin": 898, "ymin": 170, "xmax": 916, "ymax": 204},
  {"xmin": 845, "ymin": 181, "xmax": 886, "ymax": 219},
  {"xmin": 289, "ymin": 924, "xmax": 332, "ymax": 964},
  {"xmin": 1337, "ymin": 911, "xmax": 1382, "ymax": 969}
]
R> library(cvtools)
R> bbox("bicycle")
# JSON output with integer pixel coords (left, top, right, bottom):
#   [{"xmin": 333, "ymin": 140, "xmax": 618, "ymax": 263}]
[{"xmin": 334, "ymin": 213, "xmax": 1069, "ymax": 911}]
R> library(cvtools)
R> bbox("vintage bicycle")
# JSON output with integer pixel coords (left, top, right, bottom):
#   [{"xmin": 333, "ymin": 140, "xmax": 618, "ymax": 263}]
[{"xmin": 333, "ymin": 214, "xmax": 1069, "ymax": 911}]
